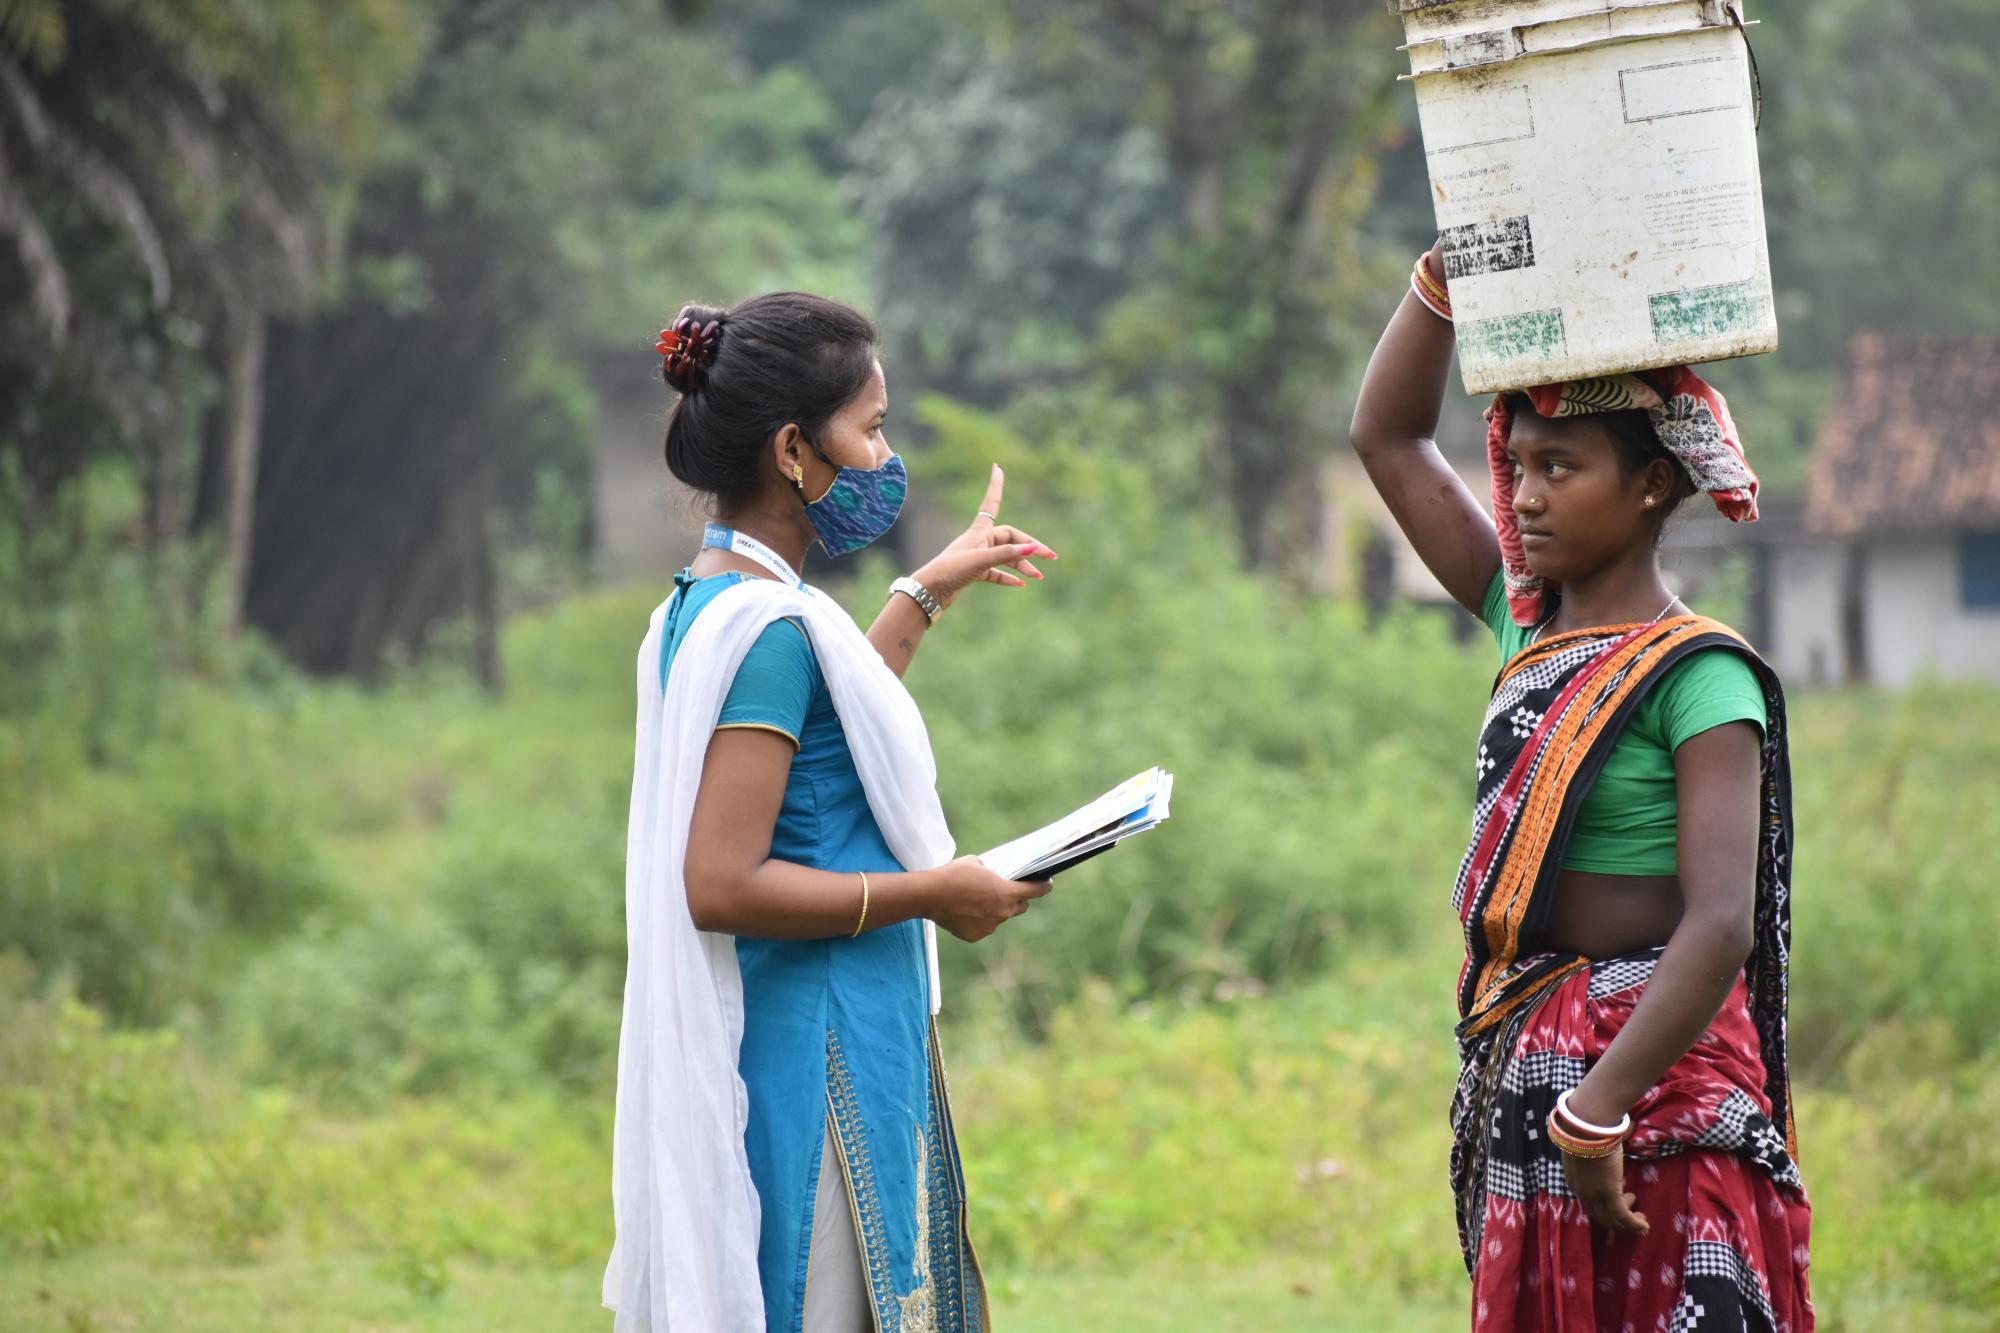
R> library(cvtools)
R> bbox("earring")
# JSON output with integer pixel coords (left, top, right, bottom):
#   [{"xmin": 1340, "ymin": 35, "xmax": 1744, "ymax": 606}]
[
  {"xmin": 792, "ymin": 463, "xmax": 805, "ymax": 491},
  {"xmin": 1644, "ymin": 496, "xmax": 1656, "ymax": 507}
]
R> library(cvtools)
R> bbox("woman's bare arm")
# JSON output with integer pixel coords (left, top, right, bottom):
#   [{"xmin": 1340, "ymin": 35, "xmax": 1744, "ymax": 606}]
[
  {"xmin": 1568, "ymin": 720, "xmax": 1763, "ymax": 1122},
  {"xmin": 1348, "ymin": 252, "xmax": 1500, "ymax": 615},
  {"xmin": 683, "ymin": 727, "xmax": 1048, "ymax": 941},
  {"xmin": 865, "ymin": 466, "xmax": 1053, "ymax": 679},
  {"xmin": 1561, "ymin": 720, "xmax": 1763, "ymax": 1232}
]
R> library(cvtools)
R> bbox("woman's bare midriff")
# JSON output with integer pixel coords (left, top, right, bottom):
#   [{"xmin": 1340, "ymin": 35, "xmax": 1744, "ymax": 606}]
[{"xmin": 1538, "ymin": 869, "xmax": 1684, "ymax": 959}]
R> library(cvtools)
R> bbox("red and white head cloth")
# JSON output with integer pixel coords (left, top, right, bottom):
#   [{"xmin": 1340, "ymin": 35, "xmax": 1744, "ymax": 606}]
[{"xmin": 1484, "ymin": 365, "xmax": 1760, "ymax": 627}]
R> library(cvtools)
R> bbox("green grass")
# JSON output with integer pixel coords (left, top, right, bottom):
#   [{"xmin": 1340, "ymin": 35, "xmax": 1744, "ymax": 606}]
[
  {"xmin": 6, "ymin": 572, "xmax": 2000, "ymax": 1330},
  {"xmin": 0, "ymin": 1251, "xmax": 1467, "ymax": 1333},
  {"xmin": 0, "ymin": 1249, "xmax": 603, "ymax": 1333},
  {"xmin": 6, "ymin": 956, "xmax": 2000, "ymax": 1329}
]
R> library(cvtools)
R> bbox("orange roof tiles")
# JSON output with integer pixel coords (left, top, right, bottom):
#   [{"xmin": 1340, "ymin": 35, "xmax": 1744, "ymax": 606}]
[{"xmin": 1808, "ymin": 334, "xmax": 2000, "ymax": 535}]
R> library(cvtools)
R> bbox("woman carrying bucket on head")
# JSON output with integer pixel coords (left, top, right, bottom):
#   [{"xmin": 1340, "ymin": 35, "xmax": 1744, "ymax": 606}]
[
  {"xmin": 603, "ymin": 292, "xmax": 1058, "ymax": 1332},
  {"xmin": 1348, "ymin": 246, "xmax": 1812, "ymax": 1331}
]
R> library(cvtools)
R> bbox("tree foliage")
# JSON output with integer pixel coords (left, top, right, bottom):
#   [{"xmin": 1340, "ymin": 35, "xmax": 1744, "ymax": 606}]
[
  {"xmin": 983, "ymin": 1, "xmax": 1403, "ymax": 567},
  {"xmin": 4, "ymin": 0, "xmax": 1998, "ymax": 675},
  {"xmin": 0, "ymin": 0, "xmax": 420, "ymax": 640},
  {"xmin": 248, "ymin": 0, "xmax": 870, "ymax": 680}
]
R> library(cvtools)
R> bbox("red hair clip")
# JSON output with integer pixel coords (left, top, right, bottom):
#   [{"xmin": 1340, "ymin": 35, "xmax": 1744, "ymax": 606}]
[{"xmin": 657, "ymin": 313, "xmax": 720, "ymax": 392}]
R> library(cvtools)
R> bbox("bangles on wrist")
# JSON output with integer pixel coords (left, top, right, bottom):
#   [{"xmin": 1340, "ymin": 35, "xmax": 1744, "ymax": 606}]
[
  {"xmin": 1547, "ymin": 1088, "xmax": 1633, "ymax": 1160},
  {"xmin": 1411, "ymin": 249, "xmax": 1453, "ymax": 322}
]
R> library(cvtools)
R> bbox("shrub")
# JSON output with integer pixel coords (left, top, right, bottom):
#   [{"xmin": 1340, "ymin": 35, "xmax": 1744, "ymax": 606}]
[
  {"xmin": 0, "ymin": 765, "xmax": 334, "ymax": 1026},
  {"xmin": 226, "ymin": 911, "xmax": 528, "ymax": 1107}
]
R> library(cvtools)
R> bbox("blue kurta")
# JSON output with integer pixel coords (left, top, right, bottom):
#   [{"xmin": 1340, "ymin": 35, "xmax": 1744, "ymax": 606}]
[{"xmin": 660, "ymin": 571, "xmax": 986, "ymax": 1332}]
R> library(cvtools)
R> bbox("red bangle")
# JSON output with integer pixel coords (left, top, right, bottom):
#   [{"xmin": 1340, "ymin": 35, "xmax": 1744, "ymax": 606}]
[
  {"xmin": 1546, "ymin": 1114, "xmax": 1623, "ymax": 1159},
  {"xmin": 1411, "ymin": 251, "xmax": 1453, "ymax": 321}
]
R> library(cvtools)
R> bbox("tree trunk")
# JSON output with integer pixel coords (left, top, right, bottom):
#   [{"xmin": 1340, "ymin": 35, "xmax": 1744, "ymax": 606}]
[
  {"xmin": 220, "ymin": 301, "xmax": 266, "ymax": 636},
  {"xmin": 464, "ymin": 458, "xmax": 500, "ymax": 693},
  {"xmin": 140, "ymin": 431, "xmax": 183, "ymax": 558},
  {"xmin": 246, "ymin": 187, "xmax": 512, "ymax": 681}
]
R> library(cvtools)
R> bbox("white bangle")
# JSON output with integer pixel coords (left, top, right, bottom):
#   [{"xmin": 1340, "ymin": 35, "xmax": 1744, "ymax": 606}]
[{"xmin": 1555, "ymin": 1088, "xmax": 1632, "ymax": 1139}]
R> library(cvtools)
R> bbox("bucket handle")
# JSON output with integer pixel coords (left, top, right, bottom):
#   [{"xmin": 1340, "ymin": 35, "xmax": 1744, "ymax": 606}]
[{"xmin": 1725, "ymin": 1, "xmax": 1763, "ymax": 131}]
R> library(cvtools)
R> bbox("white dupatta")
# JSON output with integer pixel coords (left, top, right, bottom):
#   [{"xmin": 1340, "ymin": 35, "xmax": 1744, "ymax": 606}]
[{"xmin": 602, "ymin": 576, "xmax": 955, "ymax": 1332}]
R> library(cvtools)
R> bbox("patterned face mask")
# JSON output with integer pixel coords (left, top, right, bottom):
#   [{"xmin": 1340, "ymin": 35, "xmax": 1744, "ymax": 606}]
[{"xmin": 803, "ymin": 450, "xmax": 907, "ymax": 557}]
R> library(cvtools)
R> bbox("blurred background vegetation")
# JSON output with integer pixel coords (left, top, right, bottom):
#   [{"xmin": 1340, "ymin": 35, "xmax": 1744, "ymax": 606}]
[{"xmin": 3, "ymin": 1, "xmax": 1998, "ymax": 1329}]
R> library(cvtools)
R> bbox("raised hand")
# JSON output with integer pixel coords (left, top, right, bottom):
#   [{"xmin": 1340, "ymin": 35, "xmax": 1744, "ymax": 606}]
[{"xmin": 914, "ymin": 465, "xmax": 1058, "ymax": 612}]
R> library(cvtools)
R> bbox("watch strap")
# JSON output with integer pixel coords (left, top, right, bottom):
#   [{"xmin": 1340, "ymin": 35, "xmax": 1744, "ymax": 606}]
[{"xmin": 889, "ymin": 575, "xmax": 940, "ymax": 623}]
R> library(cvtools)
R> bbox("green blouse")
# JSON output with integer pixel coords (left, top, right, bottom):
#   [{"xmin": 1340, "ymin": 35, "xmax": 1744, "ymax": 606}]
[{"xmin": 1479, "ymin": 573, "xmax": 1766, "ymax": 876}]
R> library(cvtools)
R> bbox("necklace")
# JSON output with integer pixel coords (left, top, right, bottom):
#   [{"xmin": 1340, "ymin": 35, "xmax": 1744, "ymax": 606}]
[{"xmin": 1529, "ymin": 591, "xmax": 1682, "ymax": 647}]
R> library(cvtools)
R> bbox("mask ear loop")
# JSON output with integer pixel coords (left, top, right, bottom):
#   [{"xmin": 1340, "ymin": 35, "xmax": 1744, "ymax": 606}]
[{"xmin": 791, "ymin": 431, "xmax": 841, "ymax": 509}]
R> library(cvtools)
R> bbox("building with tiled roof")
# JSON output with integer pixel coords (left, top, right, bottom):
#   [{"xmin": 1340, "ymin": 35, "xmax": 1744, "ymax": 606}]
[
  {"xmin": 1764, "ymin": 334, "xmax": 2000, "ymax": 686},
  {"xmin": 1329, "ymin": 333, "xmax": 2000, "ymax": 688},
  {"xmin": 1807, "ymin": 335, "xmax": 2000, "ymax": 538}
]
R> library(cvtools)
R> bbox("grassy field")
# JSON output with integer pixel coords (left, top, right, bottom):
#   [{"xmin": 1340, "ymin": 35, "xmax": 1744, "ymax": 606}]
[
  {"xmin": 1, "ymin": 1253, "xmax": 1471, "ymax": 1332},
  {"xmin": 5, "ymin": 953, "xmax": 1999, "ymax": 1330},
  {"xmin": 6, "ymin": 584, "xmax": 2000, "ymax": 1330}
]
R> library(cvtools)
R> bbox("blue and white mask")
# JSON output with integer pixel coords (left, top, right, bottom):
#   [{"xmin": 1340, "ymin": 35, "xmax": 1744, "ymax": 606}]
[{"xmin": 803, "ymin": 451, "xmax": 907, "ymax": 557}]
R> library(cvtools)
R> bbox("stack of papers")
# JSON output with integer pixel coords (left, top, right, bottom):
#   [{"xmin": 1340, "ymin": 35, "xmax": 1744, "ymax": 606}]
[{"xmin": 978, "ymin": 767, "xmax": 1174, "ymax": 881}]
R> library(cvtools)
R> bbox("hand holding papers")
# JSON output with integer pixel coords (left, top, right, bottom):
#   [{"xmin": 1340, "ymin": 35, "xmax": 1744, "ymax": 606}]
[{"xmin": 978, "ymin": 767, "xmax": 1174, "ymax": 881}]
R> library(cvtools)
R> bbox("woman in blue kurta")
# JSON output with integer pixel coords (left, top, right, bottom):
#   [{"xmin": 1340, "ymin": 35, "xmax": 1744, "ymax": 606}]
[{"xmin": 603, "ymin": 293, "xmax": 1058, "ymax": 1333}]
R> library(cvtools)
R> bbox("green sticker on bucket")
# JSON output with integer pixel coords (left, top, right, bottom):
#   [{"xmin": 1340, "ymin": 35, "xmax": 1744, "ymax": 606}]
[
  {"xmin": 1649, "ymin": 280, "xmax": 1767, "ymax": 343},
  {"xmin": 1459, "ymin": 308, "xmax": 1565, "ymax": 370}
]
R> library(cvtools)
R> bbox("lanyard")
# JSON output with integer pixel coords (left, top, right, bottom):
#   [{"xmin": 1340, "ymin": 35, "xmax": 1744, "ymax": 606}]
[{"xmin": 701, "ymin": 523, "xmax": 806, "ymax": 591}]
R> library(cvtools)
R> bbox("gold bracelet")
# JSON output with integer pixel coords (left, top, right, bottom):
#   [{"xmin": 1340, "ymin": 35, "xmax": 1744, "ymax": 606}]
[{"xmin": 850, "ymin": 871, "xmax": 870, "ymax": 938}]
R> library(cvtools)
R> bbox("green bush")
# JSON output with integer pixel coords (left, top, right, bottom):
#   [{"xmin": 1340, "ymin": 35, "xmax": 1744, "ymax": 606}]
[
  {"xmin": 914, "ymin": 559, "xmax": 1485, "ymax": 1023},
  {"xmin": 0, "ymin": 956, "xmax": 610, "ymax": 1272},
  {"xmin": 0, "ymin": 956, "xmax": 263, "ymax": 1261},
  {"xmin": 0, "ymin": 463, "xmax": 334, "ymax": 1027},
  {"xmin": 226, "ymin": 910, "xmax": 528, "ymax": 1107},
  {"xmin": 949, "ymin": 954, "xmax": 1464, "ymax": 1293},
  {"xmin": 1784, "ymin": 683, "xmax": 2000, "ymax": 1074},
  {"xmin": 428, "ymin": 819, "xmax": 626, "ymax": 1090},
  {"xmin": 0, "ymin": 758, "xmax": 335, "ymax": 1026}
]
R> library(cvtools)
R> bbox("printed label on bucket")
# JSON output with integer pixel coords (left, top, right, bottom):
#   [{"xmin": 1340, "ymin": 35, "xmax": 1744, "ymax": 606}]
[
  {"xmin": 1440, "ymin": 216, "xmax": 1536, "ymax": 280},
  {"xmin": 1649, "ymin": 279, "xmax": 1769, "ymax": 343},
  {"xmin": 1422, "ymin": 84, "xmax": 1534, "ymax": 157},
  {"xmin": 1620, "ymin": 56, "xmax": 1747, "ymax": 124},
  {"xmin": 1458, "ymin": 308, "xmax": 1566, "ymax": 374}
]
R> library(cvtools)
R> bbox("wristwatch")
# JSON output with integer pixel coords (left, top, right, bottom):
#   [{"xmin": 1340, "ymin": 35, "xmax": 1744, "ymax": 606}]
[{"xmin": 889, "ymin": 575, "xmax": 941, "ymax": 623}]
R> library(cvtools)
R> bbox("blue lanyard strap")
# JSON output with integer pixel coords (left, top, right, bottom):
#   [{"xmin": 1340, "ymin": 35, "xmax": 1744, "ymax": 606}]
[{"xmin": 702, "ymin": 523, "xmax": 806, "ymax": 590}]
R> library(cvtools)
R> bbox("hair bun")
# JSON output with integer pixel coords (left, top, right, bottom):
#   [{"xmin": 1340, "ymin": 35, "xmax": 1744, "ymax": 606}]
[{"xmin": 656, "ymin": 304, "xmax": 726, "ymax": 393}]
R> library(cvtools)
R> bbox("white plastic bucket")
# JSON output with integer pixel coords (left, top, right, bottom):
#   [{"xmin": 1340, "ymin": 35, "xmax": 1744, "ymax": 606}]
[{"xmin": 1393, "ymin": 0, "xmax": 1775, "ymax": 394}]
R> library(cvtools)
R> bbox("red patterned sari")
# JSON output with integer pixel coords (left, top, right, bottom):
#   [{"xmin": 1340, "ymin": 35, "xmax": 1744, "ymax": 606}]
[{"xmin": 1450, "ymin": 615, "xmax": 1813, "ymax": 1332}]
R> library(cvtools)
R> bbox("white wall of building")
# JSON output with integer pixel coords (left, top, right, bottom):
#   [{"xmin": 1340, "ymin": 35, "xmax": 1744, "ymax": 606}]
[
  {"xmin": 1766, "ymin": 541, "xmax": 1845, "ymax": 689},
  {"xmin": 1861, "ymin": 535, "xmax": 2000, "ymax": 688}
]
